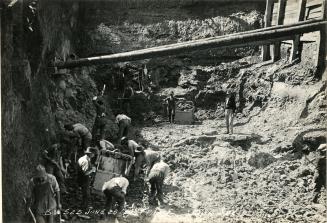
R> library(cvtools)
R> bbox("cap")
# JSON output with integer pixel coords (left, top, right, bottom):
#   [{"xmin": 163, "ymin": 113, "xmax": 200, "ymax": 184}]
[
  {"xmin": 85, "ymin": 147, "xmax": 94, "ymax": 154},
  {"xmin": 121, "ymin": 137, "xmax": 128, "ymax": 143},
  {"xmin": 35, "ymin": 165, "xmax": 47, "ymax": 178}
]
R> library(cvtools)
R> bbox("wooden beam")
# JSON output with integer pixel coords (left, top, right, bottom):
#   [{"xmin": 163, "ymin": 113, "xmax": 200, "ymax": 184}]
[
  {"xmin": 53, "ymin": 20, "xmax": 327, "ymax": 68},
  {"xmin": 262, "ymin": 0, "xmax": 274, "ymax": 61},
  {"xmin": 273, "ymin": 0, "xmax": 286, "ymax": 61},
  {"xmin": 316, "ymin": 0, "xmax": 326, "ymax": 77},
  {"xmin": 290, "ymin": 0, "xmax": 307, "ymax": 62}
]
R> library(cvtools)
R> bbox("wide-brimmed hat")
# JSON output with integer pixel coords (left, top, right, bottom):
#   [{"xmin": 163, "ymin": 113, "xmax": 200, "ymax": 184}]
[{"xmin": 35, "ymin": 165, "xmax": 47, "ymax": 178}]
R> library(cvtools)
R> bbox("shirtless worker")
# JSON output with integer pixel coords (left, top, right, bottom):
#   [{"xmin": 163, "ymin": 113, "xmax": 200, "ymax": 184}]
[
  {"xmin": 165, "ymin": 91, "xmax": 177, "ymax": 123},
  {"xmin": 64, "ymin": 123, "xmax": 92, "ymax": 151},
  {"xmin": 134, "ymin": 149, "xmax": 161, "ymax": 179}
]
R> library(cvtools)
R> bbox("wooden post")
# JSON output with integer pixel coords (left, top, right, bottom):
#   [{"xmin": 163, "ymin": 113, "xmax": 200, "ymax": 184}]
[
  {"xmin": 316, "ymin": 0, "xmax": 326, "ymax": 77},
  {"xmin": 272, "ymin": 0, "xmax": 286, "ymax": 61},
  {"xmin": 290, "ymin": 0, "xmax": 307, "ymax": 62},
  {"xmin": 262, "ymin": 0, "xmax": 274, "ymax": 61}
]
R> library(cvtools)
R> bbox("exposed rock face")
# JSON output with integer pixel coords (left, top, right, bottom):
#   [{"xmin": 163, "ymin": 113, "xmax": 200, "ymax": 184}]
[{"xmin": 2, "ymin": 1, "xmax": 116, "ymax": 221}]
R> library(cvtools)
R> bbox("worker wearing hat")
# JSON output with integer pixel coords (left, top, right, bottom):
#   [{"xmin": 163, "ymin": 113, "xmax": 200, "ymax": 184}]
[
  {"xmin": 77, "ymin": 147, "xmax": 96, "ymax": 208},
  {"xmin": 28, "ymin": 164, "xmax": 61, "ymax": 223}
]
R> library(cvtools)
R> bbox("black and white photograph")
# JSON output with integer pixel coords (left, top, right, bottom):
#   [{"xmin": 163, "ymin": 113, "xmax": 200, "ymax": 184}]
[{"xmin": 1, "ymin": 0, "xmax": 327, "ymax": 222}]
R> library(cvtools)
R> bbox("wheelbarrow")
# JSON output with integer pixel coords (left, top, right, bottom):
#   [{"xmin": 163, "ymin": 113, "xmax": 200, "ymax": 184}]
[{"xmin": 174, "ymin": 100, "xmax": 195, "ymax": 124}]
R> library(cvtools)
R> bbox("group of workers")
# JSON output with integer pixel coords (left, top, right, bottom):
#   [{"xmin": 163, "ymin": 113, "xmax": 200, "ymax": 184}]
[
  {"xmin": 26, "ymin": 87, "xmax": 239, "ymax": 223},
  {"xmin": 27, "ymin": 93, "xmax": 170, "ymax": 223}
]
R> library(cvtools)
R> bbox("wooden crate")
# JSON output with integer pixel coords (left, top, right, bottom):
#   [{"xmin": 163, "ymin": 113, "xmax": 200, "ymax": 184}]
[{"xmin": 93, "ymin": 155, "xmax": 129, "ymax": 194}]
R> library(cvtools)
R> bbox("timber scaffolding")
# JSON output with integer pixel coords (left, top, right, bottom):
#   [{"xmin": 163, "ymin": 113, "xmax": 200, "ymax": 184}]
[{"xmin": 53, "ymin": 0, "xmax": 327, "ymax": 69}]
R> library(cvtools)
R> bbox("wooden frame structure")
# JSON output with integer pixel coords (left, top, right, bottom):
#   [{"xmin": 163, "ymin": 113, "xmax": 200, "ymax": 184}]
[
  {"xmin": 262, "ymin": 0, "xmax": 326, "ymax": 62},
  {"xmin": 53, "ymin": 19, "xmax": 326, "ymax": 68}
]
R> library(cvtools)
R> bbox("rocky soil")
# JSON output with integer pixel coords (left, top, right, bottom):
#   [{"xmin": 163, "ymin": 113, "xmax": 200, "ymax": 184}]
[
  {"xmin": 3, "ymin": 0, "xmax": 326, "ymax": 222},
  {"xmin": 57, "ymin": 58, "xmax": 326, "ymax": 223}
]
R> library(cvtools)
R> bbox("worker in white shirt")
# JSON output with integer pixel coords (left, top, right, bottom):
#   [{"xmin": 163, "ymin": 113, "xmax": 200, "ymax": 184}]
[
  {"xmin": 134, "ymin": 149, "xmax": 161, "ymax": 180},
  {"xmin": 148, "ymin": 161, "xmax": 170, "ymax": 204},
  {"xmin": 102, "ymin": 177, "xmax": 129, "ymax": 213},
  {"xmin": 77, "ymin": 147, "xmax": 96, "ymax": 209}
]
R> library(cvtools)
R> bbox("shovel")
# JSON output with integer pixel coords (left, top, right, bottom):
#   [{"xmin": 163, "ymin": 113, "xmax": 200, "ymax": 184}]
[{"xmin": 23, "ymin": 197, "xmax": 36, "ymax": 223}]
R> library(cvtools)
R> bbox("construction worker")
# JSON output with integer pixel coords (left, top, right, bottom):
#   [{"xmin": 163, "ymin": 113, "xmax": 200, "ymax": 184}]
[
  {"xmin": 98, "ymin": 138, "xmax": 115, "ymax": 152},
  {"xmin": 61, "ymin": 130, "xmax": 80, "ymax": 164},
  {"xmin": 120, "ymin": 137, "xmax": 143, "ymax": 157},
  {"xmin": 92, "ymin": 96, "xmax": 106, "ymax": 141},
  {"xmin": 102, "ymin": 176, "xmax": 129, "ymax": 214},
  {"xmin": 134, "ymin": 149, "xmax": 161, "ymax": 180},
  {"xmin": 148, "ymin": 160, "xmax": 170, "ymax": 204},
  {"xmin": 64, "ymin": 123, "xmax": 92, "ymax": 151},
  {"xmin": 41, "ymin": 144, "xmax": 67, "ymax": 194},
  {"xmin": 115, "ymin": 114, "xmax": 131, "ymax": 144},
  {"xmin": 122, "ymin": 81, "xmax": 134, "ymax": 115},
  {"xmin": 313, "ymin": 144, "xmax": 326, "ymax": 203},
  {"xmin": 225, "ymin": 91, "xmax": 236, "ymax": 134},
  {"xmin": 165, "ymin": 91, "xmax": 177, "ymax": 123},
  {"xmin": 28, "ymin": 164, "xmax": 61, "ymax": 223},
  {"xmin": 77, "ymin": 147, "xmax": 96, "ymax": 209},
  {"xmin": 94, "ymin": 139, "xmax": 116, "ymax": 165}
]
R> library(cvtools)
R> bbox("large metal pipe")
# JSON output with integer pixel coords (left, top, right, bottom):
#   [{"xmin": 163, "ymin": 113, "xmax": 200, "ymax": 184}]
[{"xmin": 54, "ymin": 19, "xmax": 327, "ymax": 68}]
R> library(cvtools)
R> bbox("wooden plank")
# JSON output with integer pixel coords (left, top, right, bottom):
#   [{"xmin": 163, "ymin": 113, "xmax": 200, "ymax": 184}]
[
  {"xmin": 290, "ymin": 0, "xmax": 307, "ymax": 62},
  {"xmin": 273, "ymin": 0, "xmax": 287, "ymax": 61},
  {"xmin": 262, "ymin": 0, "xmax": 274, "ymax": 61},
  {"xmin": 316, "ymin": 0, "xmax": 326, "ymax": 76}
]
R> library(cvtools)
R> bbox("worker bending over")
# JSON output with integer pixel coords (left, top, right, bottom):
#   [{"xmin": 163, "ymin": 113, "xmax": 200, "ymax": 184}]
[
  {"xmin": 64, "ymin": 123, "xmax": 92, "ymax": 151},
  {"xmin": 115, "ymin": 114, "xmax": 131, "ymax": 144},
  {"xmin": 41, "ymin": 143, "xmax": 67, "ymax": 194},
  {"xmin": 148, "ymin": 160, "xmax": 170, "ymax": 204},
  {"xmin": 134, "ymin": 149, "xmax": 161, "ymax": 179},
  {"xmin": 102, "ymin": 176, "xmax": 129, "ymax": 214}
]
